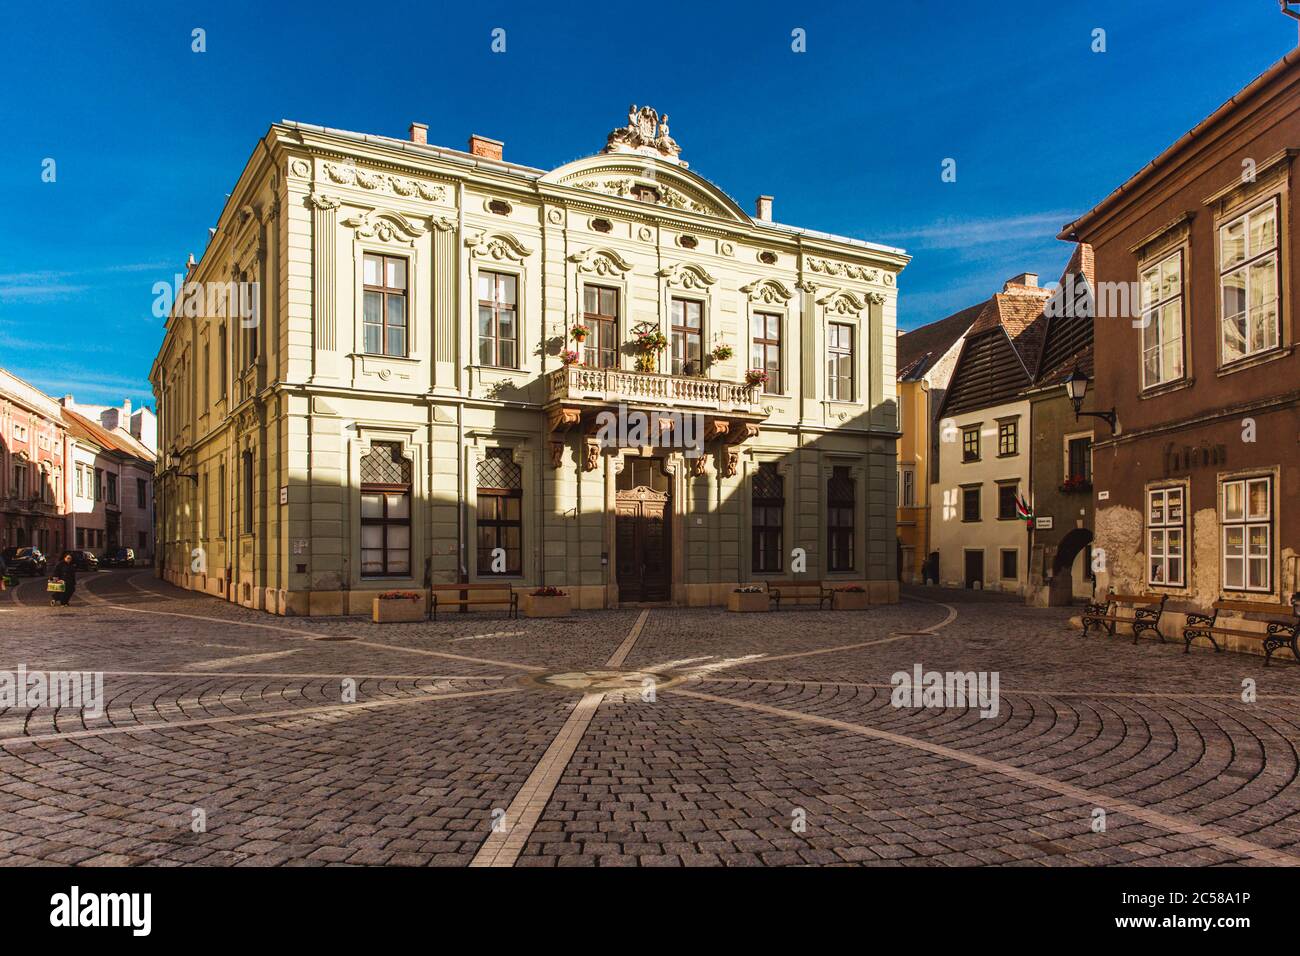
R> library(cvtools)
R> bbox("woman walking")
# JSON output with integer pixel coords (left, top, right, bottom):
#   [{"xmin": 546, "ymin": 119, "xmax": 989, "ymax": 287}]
[{"xmin": 52, "ymin": 552, "xmax": 76, "ymax": 607}]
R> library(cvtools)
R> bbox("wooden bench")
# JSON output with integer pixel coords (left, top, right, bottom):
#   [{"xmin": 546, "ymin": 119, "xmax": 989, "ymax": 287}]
[
  {"xmin": 1081, "ymin": 592, "xmax": 1168, "ymax": 644},
  {"xmin": 766, "ymin": 580, "xmax": 831, "ymax": 610},
  {"xmin": 430, "ymin": 583, "xmax": 518, "ymax": 620},
  {"xmin": 1183, "ymin": 599, "xmax": 1300, "ymax": 665}
]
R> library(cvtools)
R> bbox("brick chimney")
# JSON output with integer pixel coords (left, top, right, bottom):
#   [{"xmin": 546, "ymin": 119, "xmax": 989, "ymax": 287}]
[
  {"xmin": 1004, "ymin": 272, "xmax": 1038, "ymax": 290},
  {"xmin": 468, "ymin": 134, "xmax": 503, "ymax": 161},
  {"xmin": 408, "ymin": 122, "xmax": 428, "ymax": 145},
  {"xmin": 755, "ymin": 195, "xmax": 773, "ymax": 221}
]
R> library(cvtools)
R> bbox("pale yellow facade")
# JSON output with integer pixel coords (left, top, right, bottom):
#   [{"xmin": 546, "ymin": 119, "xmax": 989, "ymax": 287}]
[
  {"xmin": 150, "ymin": 113, "xmax": 908, "ymax": 615},
  {"xmin": 931, "ymin": 399, "xmax": 1031, "ymax": 591}
]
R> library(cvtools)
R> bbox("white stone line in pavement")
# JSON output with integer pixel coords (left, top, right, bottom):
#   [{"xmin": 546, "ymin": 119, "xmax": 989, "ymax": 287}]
[
  {"xmin": 347, "ymin": 640, "xmax": 546, "ymax": 673},
  {"xmin": 605, "ymin": 609, "xmax": 650, "ymax": 668},
  {"xmin": 184, "ymin": 649, "xmax": 303, "ymax": 671},
  {"xmin": 691, "ymin": 675, "xmax": 1300, "ymax": 702},
  {"xmin": 104, "ymin": 604, "xmax": 333, "ymax": 640},
  {"xmin": 470, "ymin": 609, "xmax": 652, "ymax": 867},
  {"xmin": 125, "ymin": 570, "xmax": 171, "ymax": 599},
  {"xmin": 34, "ymin": 670, "xmax": 503, "ymax": 681},
  {"xmin": 902, "ymin": 595, "xmax": 959, "ymax": 632},
  {"xmin": 0, "ymin": 686, "xmax": 523, "ymax": 749},
  {"xmin": 673, "ymin": 687, "xmax": 1300, "ymax": 867},
  {"xmin": 469, "ymin": 692, "xmax": 604, "ymax": 867}
]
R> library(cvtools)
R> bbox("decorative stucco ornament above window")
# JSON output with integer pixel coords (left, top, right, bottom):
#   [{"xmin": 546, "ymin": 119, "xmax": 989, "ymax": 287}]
[{"xmin": 603, "ymin": 105, "xmax": 686, "ymax": 167}]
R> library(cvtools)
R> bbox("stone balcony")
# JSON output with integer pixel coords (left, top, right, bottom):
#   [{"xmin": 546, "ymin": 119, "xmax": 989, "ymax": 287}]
[{"xmin": 545, "ymin": 365, "xmax": 763, "ymax": 415}]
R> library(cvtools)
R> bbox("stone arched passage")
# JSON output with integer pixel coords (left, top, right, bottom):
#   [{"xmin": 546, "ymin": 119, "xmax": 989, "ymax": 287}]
[{"xmin": 1048, "ymin": 527, "xmax": 1093, "ymax": 605}]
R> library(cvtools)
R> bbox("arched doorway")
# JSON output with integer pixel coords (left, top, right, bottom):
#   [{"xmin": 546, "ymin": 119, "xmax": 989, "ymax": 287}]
[{"xmin": 1049, "ymin": 527, "xmax": 1093, "ymax": 605}]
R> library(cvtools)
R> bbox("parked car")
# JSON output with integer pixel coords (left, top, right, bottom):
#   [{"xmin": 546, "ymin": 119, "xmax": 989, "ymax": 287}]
[
  {"xmin": 100, "ymin": 547, "xmax": 136, "ymax": 568},
  {"xmin": 60, "ymin": 549, "xmax": 100, "ymax": 572},
  {"xmin": 1, "ymin": 547, "xmax": 47, "ymax": 576}
]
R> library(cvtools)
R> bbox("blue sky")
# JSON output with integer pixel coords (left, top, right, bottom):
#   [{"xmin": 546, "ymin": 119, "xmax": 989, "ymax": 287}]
[{"xmin": 1, "ymin": 0, "xmax": 1294, "ymax": 408}]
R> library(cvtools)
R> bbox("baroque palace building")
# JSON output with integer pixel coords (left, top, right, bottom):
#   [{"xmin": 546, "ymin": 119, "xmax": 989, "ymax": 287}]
[{"xmin": 151, "ymin": 107, "xmax": 908, "ymax": 616}]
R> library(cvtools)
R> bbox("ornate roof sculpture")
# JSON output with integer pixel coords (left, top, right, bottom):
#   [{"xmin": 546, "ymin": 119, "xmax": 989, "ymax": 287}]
[{"xmin": 603, "ymin": 105, "xmax": 685, "ymax": 166}]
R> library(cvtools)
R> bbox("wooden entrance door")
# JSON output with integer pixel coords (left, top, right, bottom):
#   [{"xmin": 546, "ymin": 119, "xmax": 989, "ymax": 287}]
[
  {"xmin": 616, "ymin": 486, "xmax": 670, "ymax": 603},
  {"xmin": 964, "ymin": 550, "xmax": 984, "ymax": 589}
]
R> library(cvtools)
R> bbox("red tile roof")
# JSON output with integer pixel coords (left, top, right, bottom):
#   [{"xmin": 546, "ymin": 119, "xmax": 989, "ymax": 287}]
[{"xmin": 61, "ymin": 407, "xmax": 152, "ymax": 465}]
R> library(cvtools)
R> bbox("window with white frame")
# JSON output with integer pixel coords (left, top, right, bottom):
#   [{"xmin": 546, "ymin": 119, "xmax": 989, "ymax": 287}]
[
  {"xmin": 1147, "ymin": 486, "xmax": 1185, "ymax": 587},
  {"xmin": 1221, "ymin": 475, "xmax": 1272, "ymax": 592},
  {"xmin": 1139, "ymin": 250, "xmax": 1184, "ymax": 388},
  {"xmin": 1220, "ymin": 198, "xmax": 1280, "ymax": 363}
]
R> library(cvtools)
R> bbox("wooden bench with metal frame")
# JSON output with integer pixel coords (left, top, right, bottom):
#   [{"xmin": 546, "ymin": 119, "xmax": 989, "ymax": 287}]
[
  {"xmin": 1081, "ymin": 591, "xmax": 1168, "ymax": 644},
  {"xmin": 1182, "ymin": 598, "xmax": 1300, "ymax": 666},
  {"xmin": 766, "ymin": 580, "xmax": 831, "ymax": 610},
  {"xmin": 430, "ymin": 583, "xmax": 518, "ymax": 620}
]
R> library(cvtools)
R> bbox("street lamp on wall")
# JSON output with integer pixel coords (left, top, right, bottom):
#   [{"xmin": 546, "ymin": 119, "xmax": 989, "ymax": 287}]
[
  {"xmin": 167, "ymin": 452, "xmax": 199, "ymax": 484},
  {"xmin": 1064, "ymin": 366, "xmax": 1117, "ymax": 432}
]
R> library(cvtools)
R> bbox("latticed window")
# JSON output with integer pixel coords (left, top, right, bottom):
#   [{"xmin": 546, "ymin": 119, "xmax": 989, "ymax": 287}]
[
  {"xmin": 477, "ymin": 448, "xmax": 522, "ymax": 575},
  {"xmin": 752, "ymin": 462, "xmax": 784, "ymax": 573},
  {"xmin": 360, "ymin": 442, "xmax": 411, "ymax": 577},
  {"xmin": 827, "ymin": 466, "xmax": 855, "ymax": 572}
]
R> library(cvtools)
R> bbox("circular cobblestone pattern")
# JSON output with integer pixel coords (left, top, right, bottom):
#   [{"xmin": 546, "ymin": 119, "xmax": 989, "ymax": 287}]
[{"xmin": 1, "ymin": 569, "xmax": 1299, "ymax": 867}]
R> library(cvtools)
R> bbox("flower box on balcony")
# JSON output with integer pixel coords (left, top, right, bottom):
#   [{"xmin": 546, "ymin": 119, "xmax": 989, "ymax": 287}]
[
  {"xmin": 831, "ymin": 587, "xmax": 869, "ymax": 610},
  {"xmin": 373, "ymin": 592, "xmax": 425, "ymax": 623},
  {"xmin": 727, "ymin": 587, "xmax": 769, "ymax": 612},
  {"xmin": 1059, "ymin": 476, "xmax": 1093, "ymax": 494},
  {"xmin": 525, "ymin": 587, "xmax": 571, "ymax": 618}
]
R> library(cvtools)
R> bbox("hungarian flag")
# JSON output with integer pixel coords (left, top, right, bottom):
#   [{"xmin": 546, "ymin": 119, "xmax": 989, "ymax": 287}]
[{"xmin": 1015, "ymin": 493, "xmax": 1034, "ymax": 523}]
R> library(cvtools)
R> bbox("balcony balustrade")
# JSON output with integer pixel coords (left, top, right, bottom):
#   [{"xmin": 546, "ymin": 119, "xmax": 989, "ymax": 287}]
[{"xmin": 546, "ymin": 365, "xmax": 762, "ymax": 414}]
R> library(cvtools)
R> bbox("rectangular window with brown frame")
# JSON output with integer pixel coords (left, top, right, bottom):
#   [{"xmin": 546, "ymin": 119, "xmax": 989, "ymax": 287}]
[
  {"xmin": 751, "ymin": 462, "xmax": 784, "ymax": 573},
  {"xmin": 826, "ymin": 322, "xmax": 854, "ymax": 401},
  {"xmin": 826, "ymin": 466, "xmax": 855, "ymax": 572},
  {"xmin": 476, "ymin": 448, "xmax": 522, "ymax": 576},
  {"xmin": 1220, "ymin": 197, "xmax": 1280, "ymax": 364},
  {"xmin": 1147, "ymin": 486, "xmax": 1185, "ymax": 587},
  {"xmin": 962, "ymin": 485, "xmax": 981, "ymax": 523},
  {"xmin": 962, "ymin": 426, "xmax": 980, "ymax": 462},
  {"xmin": 751, "ymin": 312, "xmax": 781, "ymax": 393},
  {"xmin": 1000, "ymin": 549, "xmax": 1018, "ymax": 580},
  {"xmin": 360, "ymin": 442, "xmax": 412, "ymax": 578},
  {"xmin": 363, "ymin": 254, "xmax": 408, "ymax": 357},
  {"xmin": 1221, "ymin": 475, "xmax": 1271, "ymax": 593},
  {"xmin": 997, "ymin": 483, "xmax": 1018, "ymax": 521},
  {"xmin": 671, "ymin": 298, "xmax": 703, "ymax": 375},
  {"xmin": 997, "ymin": 420, "xmax": 1018, "ymax": 456},
  {"xmin": 477, "ymin": 270, "xmax": 518, "ymax": 368},
  {"xmin": 583, "ymin": 285, "xmax": 619, "ymax": 369}
]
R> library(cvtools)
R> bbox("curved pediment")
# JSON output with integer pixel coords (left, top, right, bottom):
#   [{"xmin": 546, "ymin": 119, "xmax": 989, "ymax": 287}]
[{"xmin": 542, "ymin": 154, "xmax": 750, "ymax": 224}]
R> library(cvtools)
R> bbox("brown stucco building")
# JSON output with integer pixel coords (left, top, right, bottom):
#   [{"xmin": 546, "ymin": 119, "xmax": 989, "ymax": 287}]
[{"xmin": 1061, "ymin": 48, "xmax": 1300, "ymax": 641}]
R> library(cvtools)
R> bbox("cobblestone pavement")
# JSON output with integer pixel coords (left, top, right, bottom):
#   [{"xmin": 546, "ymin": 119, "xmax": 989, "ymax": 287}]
[{"xmin": 1, "ymin": 572, "xmax": 1299, "ymax": 866}]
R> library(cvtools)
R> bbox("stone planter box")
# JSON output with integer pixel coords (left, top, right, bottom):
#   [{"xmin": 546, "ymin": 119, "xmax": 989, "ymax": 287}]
[
  {"xmin": 831, "ymin": 590, "xmax": 869, "ymax": 611},
  {"xmin": 728, "ymin": 591, "xmax": 769, "ymax": 613},
  {"xmin": 525, "ymin": 593, "xmax": 572, "ymax": 618},
  {"xmin": 372, "ymin": 596, "xmax": 425, "ymax": 623}
]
